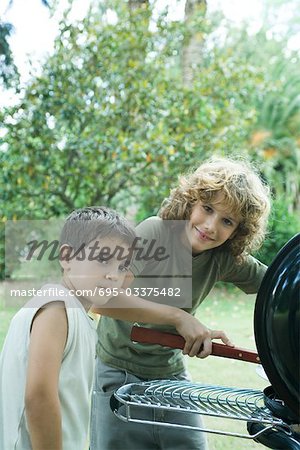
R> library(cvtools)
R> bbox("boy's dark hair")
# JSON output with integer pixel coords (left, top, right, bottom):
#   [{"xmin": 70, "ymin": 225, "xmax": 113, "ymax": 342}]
[{"xmin": 60, "ymin": 206, "xmax": 136, "ymax": 253}]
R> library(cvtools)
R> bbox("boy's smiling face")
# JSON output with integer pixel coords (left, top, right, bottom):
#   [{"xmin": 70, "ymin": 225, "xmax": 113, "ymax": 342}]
[
  {"xmin": 185, "ymin": 192, "xmax": 240, "ymax": 256},
  {"xmin": 60, "ymin": 235, "xmax": 130, "ymax": 307}
]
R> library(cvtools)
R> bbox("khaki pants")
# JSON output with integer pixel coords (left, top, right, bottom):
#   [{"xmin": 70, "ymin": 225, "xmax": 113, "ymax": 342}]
[{"xmin": 90, "ymin": 358, "xmax": 208, "ymax": 450}]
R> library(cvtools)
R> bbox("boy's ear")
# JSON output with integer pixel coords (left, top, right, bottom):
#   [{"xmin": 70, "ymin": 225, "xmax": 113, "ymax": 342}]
[
  {"xmin": 122, "ymin": 270, "xmax": 134, "ymax": 288},
  {"xmin": 59, "ymin": 245, "xmax": 73, "ymax": 270}
]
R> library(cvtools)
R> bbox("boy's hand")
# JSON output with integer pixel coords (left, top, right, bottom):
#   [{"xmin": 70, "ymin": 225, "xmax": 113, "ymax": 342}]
[{"xmin": 173, "ymin": 311, "xmax": 234, "ymax": 358}]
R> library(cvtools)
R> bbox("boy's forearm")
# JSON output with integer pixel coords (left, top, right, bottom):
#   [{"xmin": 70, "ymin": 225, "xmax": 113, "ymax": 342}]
[
  {"xmin": 92, "ymin": 293, "xmax": 183, "ymax": 327},
  {"xmin": 93, "ymin": 294, "xmax": 234, "ymax": 358},
  {"xmin": 26, "ymin": 392, "xmax": 62, "ymax": 450}
]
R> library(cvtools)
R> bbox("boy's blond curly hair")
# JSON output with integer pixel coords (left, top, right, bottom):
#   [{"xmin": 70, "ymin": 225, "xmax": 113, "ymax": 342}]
[{"xmin": 159, "ymin": 157, "xmax": 271, "ymax": 260}]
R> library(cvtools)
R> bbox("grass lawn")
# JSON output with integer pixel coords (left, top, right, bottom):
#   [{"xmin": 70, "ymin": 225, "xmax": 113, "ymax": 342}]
[{"xmin": 0, "ymin": 283, "xmax": 268, "ymax": 449}]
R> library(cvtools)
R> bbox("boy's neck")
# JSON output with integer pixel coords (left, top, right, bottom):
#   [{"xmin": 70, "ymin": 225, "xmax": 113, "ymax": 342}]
[{"xmin": 61, "ymin": 277, "xmax": 91, "ymax": 312}]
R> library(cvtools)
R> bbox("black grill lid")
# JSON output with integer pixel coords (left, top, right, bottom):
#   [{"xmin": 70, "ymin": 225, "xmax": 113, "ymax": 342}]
[{"xmin": 254, "ymin": 233, "xmax": 300, "ymax": 418}]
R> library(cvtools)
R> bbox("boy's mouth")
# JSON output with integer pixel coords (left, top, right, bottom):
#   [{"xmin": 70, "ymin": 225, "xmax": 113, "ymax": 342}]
[
  {"xmin": 194, "ymin": 227, "xmax": 214, "ymax": 241},
  {"xmin": 97, "ymin": 285, "xmax": 110, "ymax": 292}
]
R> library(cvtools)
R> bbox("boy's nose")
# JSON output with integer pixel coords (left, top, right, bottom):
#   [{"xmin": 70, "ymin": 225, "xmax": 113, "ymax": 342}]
[
  {"xmin": 204, "ymin": 216, "xmax": 217, "ymax": 233},
  {"xmin": 105, "ymin": 272, "xmax": 119, "ymax": 282}
]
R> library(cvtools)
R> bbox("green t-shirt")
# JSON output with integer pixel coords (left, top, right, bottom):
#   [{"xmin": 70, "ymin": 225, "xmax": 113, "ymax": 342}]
[{"xmin": 97, "ymin": 217, "xmax": 267, "ymax": 378}]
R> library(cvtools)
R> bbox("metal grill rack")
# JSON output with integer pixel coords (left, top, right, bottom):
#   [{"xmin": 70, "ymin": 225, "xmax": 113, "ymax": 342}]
[{"xmin": 113, "ymin": 380, "xmax": 291, "ymax": 439}]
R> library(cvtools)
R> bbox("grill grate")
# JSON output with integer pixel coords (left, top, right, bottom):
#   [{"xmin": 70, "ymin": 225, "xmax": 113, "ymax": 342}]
[{"xmin": 113, "ymin": 380, "xmax": 290, "ymax": 439}]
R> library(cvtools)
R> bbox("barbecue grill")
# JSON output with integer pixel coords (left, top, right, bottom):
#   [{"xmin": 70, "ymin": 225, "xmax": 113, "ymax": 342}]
[{"xmin": 111, "ymin": 234, "xmax": 300, "ymax": 449}]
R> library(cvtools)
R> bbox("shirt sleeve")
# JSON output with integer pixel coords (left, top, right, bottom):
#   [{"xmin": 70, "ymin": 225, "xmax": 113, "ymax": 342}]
[
  {"xmin": 219, "ymin": 252, "xmax": 267, "ymax": 294},
  {"xmin": 130, "ymin": 217, "xmax": 163, "ymax": 276}
]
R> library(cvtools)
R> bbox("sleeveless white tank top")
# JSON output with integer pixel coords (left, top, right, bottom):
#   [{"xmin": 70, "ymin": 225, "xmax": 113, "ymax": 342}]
[{"xmin": 0, "ymin": 284, "xmax": 97, "ymax": 450}]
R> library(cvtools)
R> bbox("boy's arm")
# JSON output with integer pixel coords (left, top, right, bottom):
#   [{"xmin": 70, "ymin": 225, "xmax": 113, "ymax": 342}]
[
  {"xmin": 92, "ymin": 273, "xmax": 232, "ymax": 358},
  {"xmin": 221, "ymin": 254, "xmax": 267, "ymax": 294},
  {"xmin": 25, "ymin": 302, "xmax": 67, "ymax": 450}
]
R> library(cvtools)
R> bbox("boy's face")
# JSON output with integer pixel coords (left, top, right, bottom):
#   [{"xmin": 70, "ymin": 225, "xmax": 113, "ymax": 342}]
[
  {"xmin": 185, "ymin": 193, "xmax": 240, "ymax": 255},
  {"xmin": 60, "ymin": 235, "xmax": 130, "ymax": 306}
]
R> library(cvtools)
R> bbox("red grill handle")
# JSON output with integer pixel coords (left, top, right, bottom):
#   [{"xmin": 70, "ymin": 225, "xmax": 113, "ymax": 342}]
[{"xmin": 131, "ymin": 326, "xmax": 260, "ymax": 364}]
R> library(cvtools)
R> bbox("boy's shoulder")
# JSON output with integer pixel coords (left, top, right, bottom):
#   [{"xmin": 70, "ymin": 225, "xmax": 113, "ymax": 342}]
[
  {"xmin": 136, "ymin": 216, "xmax": 182, "ymax": 238},
  {"xmin": 136, "ymin": 215, "xmax": 162, "ymax": 228},
  {"xmin": 211, "ymin": 246, "xmax": 235, "ymax": 264},
  {"xmin": 25, "ymin": 284, "xmax": 78, "ymax": 308},
  {"xmin": 213, "ymin": 248, "xmax": 267, "ymax": 291},
  {"xmin": 7, "ymin": 284, "xmax": 72, "ymax": 328},
  {"xmin": 136, "ymin": 216, "xmax": 164, "ymax": 237},
  {"xmin": 212, "ymin": 247, "xmax": 265, "ymax": 272}
]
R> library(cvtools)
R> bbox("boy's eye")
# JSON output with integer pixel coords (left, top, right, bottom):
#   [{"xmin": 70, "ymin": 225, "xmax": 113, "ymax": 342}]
[
  {"xmin": 223, "ymin": 218, "xmax": 233, "ymax": 226},
  {"xmin": 97, "ymin": 257, "xmax": 109, "ymax": 264},
  {"xmin": 203, "ymin": 205, "xmax": 213, "ymax": 213},
  {"xmin": 119, "ymin": 260, "xmax": 131, "ymax": 272}
]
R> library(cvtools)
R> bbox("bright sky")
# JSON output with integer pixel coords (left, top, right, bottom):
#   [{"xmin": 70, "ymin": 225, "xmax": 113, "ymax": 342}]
[{"xmin": 0, "ymin": 0, "xmax": 297, "ymax": 106}]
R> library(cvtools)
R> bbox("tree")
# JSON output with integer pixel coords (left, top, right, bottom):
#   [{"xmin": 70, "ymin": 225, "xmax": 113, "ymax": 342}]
[
  {"xmin": 209, "ymin": 1, "xmax": 300, "ymax": 263},
  {"xmin": 128, "ymin": 0, "xmax": 149, "ymax": 10},
  {"xmin": 0, "ymin": 21, "xmax": 19, "ymax": 88},
  {"xmin": 222, "ymin": 21, "xmax": 300, "ymax": 211},
  {"xmin": 0, "ymin": 0, "xmax": 263, "ymax": 278},
  {"xmin": 182, "ymin": 0, "xmax": 207, "ymax": 86}
]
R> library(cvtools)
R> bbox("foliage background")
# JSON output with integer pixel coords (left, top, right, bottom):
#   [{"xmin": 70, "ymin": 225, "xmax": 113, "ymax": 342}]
[
  {"xmin": 0, "ymin": 2, "xmax": 299, "ymax": 449},
  {"xmin": 1, "ymin": 0, "xmax": 299, "ymax": 274}
]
